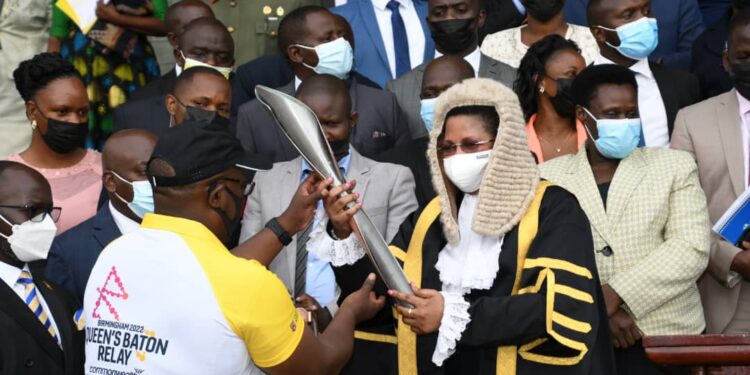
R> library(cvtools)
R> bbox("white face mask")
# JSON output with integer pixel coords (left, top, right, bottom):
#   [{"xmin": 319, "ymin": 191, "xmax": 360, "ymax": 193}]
[
  {"xmin": 443, "ymin": 150, "xmax": 491, "ymax": 193},
  {"xmin": 110, "ymin": 171, "xmax": 155, "ymax": 219},
  {"xmin": 179, "ymin": 50, "xmax": 233, "ymax": 79},
  {"xmin": 0, "ymin": 214, "xmax": 57, "ymax": 262},
  {"xmin": 295, "ymin": 37, "xmax": 354, "ymax": 79}
]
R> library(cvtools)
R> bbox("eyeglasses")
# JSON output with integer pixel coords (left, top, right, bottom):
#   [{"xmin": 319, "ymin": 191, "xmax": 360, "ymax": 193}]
[
  {"xmin": 0, "ymin": 205, "xmax": 62, "ymax": 223},
  {"xmin": 437, "ymin": 139, "xmax": 495, "ymax": 157},
  {"xmin": 210, "ymin": 178, "xmax": 255, "ymax": 197}
]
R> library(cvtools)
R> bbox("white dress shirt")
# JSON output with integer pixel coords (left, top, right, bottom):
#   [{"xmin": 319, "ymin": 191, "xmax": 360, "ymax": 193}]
[
  {"xmin": 0, "ymin": 262, "xmax": 61, "ymax": 344},
  {"xmin": 109, "ymin": 202, "xmax": 140, "ymax": 235},
  {"xmin": 736, "ymin": 91, "xmax": 750, "ymax": 186},
  {"xmin": 434, "ymin": 47, "xmax": 481, "ymax": 77},
  {"xmin": 372, "ymin": 0, "xmax": 426, "ymax": 78},
  {"xmin": 594, "ymin": 54, "xmax": 670, "ymax": 147}
]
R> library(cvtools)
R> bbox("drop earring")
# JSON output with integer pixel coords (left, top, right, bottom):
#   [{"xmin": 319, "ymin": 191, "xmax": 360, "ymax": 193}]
[
  {"xmin": 539, "ymin": 86, "xmax": 545, "ymax": 94},
  {"xmin": 30, "ymin": 120, "xmax": 37, "ymax": 130}
]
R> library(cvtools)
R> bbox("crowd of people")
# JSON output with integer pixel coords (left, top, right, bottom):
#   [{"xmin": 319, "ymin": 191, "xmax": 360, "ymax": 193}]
[{"xmin": 0, "ymin": 0, "xmax": 748, "ymax": 374}]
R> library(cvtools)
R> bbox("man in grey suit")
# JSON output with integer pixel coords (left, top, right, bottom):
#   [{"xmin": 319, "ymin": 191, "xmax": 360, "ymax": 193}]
[
  {"xmin": 235, "ymin": 6, "xmax": 411, "ymax": 163},
  {"xmin": 671, "ymin": 9, "xmax": 750, "ymax": 334},
  {"xmin": 240, "ymin": 75, "xmax": 417, "ymax": 329},
  {"xmin": 386, "ymin": 0, "xmax": 517, "ymax": 139}
]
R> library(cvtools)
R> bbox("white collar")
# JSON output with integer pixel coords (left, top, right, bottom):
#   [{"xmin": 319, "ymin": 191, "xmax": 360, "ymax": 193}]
[
  {"xmin": 435, "ymin": 194, "xmax": 504, "ymax": 291},
  {"xmin": 0, "ymin": 261, "xmax": 28, "ymax": 290},
  {"xmin": 109, "ymin": 202, "xmax": 140, "ymax": 235},
  {"xmin": 434, "ymin": 47, "xmax": 481, "ymax": 77},
  {"xmin": 372, "ymin": 0, "xmax": 409, "ymax": 10},
  {"xmin": 594, "ymin": 53, "xmax": 654, "ymax": 79}
]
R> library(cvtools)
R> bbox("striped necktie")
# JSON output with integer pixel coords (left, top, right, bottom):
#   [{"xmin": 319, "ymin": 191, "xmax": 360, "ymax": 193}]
[
  {"xmin": 17, "ymin": 271, "xmax": 59, "ymax": 344},
  {"xmin": 294, "ymin": 222, "xmax": 313, "ymax": 298}
]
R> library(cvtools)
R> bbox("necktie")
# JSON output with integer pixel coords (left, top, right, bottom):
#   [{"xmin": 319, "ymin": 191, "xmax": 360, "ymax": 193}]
[
  {"xmin": 386, "ymin": 0, "xmax": 411, "ymax": 78},
  {"xmin": 294, "ymin": 222, "xmax": 314, "ymax": 298},
  {"xmin": 17, "ymin": 271, "xmax": 59, "ymax": 344}
]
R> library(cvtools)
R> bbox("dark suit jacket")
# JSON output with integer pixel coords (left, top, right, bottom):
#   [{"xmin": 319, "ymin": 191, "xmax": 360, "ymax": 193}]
[
  {"xmin": 46, "ymin": 205, "xmax": 122, "ymax": 301},
  {"xmin": 236, "ymin": 77, "xmax": 412, "ymax": 162},
  {"xmin": 479, "ymin": 0, "xmax": 525, "ymax": 43},
  {"xmin": 0, "ymin": 271, "xmax": 84, "ymax": 375},
  {"xmin": 113, "ymin": 94, "xmax": 171, "ymax": 137},
  {"xmin": 386, "ymin": 53, "xmax": 517, "ymax": 139},
  {"xmin": 692, "ymin": 10, "xmax": 732, "ymax": 99},
  {"xmin": 231, "ymin": 53, "xmax": 381, "ymax": 118},
  {"xmin": 651, "ymin": 61, "xmax": 702, "ymax": 136},
  {"xmin": 130, "ymin": 68, "xmax": 177, "ymax": 102},
  {"xmin": 565, "ymin": 0, "xmax": 705, "ymax": 70},
  {"xmin": 376, "ymin": 137, "xmax": 435, "ymax": 208}
]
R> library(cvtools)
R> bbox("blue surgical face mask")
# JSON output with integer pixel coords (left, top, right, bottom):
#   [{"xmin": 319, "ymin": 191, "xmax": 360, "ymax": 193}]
[
  {"xmin": 597, "ymin": 17, "xmax": 659, "ymax": 60},
  {"xmin": 582, "ymin": 107, "xmax": 641, "ymax": 160},
  {"xmin": 111, "ymin": 171, "xmax": 155, "ymax": 219},
  {"xmin": 295, "ymin": 37, "xmax": 354, "ymax": 79},
  {"xmin": 420, "ymin": 97, "xmax": 436, "ymax": 132}
]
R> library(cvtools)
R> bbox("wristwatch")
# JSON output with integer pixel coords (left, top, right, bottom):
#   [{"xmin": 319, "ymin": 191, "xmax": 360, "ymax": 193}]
[{"xmin": 265, "ymin": 217, "xmax": 292, "ymax": 246}]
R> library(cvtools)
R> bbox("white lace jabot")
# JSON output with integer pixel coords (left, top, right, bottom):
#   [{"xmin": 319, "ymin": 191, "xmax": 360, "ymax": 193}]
[
  {"xmin": 435, "ymin": 194, "xmax": 504, "ymax": 290},
  {"xmin": 432, "ymin": 194, "xmax": 504, "ymax": 366}
]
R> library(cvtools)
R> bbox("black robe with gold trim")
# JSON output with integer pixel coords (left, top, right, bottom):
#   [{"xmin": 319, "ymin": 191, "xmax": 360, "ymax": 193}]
[{"xmin": 334, "ymin": 184, "xmax": 615, "ymax": 375}]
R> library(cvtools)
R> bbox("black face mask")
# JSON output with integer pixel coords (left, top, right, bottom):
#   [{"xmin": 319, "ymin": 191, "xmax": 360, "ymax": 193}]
[
  {"xmin": 731, "ymin": 62, "xmax": 750, "ymax": 99},
  {"xmin": 548, "ymin": 78, "xmax": 576, "ymax": 118},
  {"xmin": 185, "ymin": 107, "xmax": 230, "ymax": 128},
  {"xmin": 42, "ymin": 118, "xmax": 88, "ymax": 154},
  {"xmin": 328, "ymin": 138, "xmax": 350, "ymax": 161},
  {"xmin": 212, "ymin": 185, "xmax": 245, "ymax": 246},
  {"xmin": 524, "ymin": 0, "xmax": 565, "ymax": 22},
  {"xmin": 430, "ymin": 18, "xmax": 478, "ymax": 55}
]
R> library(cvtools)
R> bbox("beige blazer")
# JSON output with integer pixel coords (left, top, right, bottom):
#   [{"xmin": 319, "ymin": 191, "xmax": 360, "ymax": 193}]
[
  {"xmin": 0, "ymin": 0, "xmax": 51, "ymax": 157},
  {"xmin": 672, "ymin": 89, "xmax": 748, "ymax": 333},
  {"xmin": 540, "ymin": 147, "xmax": 710, "ymax": 335},
  {"xmin": 239, "ymin": 149, "xmax": 418, "ymax": 309}
]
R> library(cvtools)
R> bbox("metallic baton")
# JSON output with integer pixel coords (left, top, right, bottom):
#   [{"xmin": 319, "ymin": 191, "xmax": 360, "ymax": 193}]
[{"xmin": 255, "ymin": 85, "xmax": 414, "ymax": 307}]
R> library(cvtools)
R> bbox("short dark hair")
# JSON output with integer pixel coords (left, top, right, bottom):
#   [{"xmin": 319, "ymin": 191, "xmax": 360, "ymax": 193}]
[
  {"xmin": 735, "ymin": 0, "xmax": 750, "ymax": 10},
  {"xmin": 13, "ymin": 52, "xmax": 82, "ymax": 102},
  {"xmin": 296, "ymin": 74, "xmax": 352, "ymax": 113},
  {"xmin": 729, "ymin": 8, "xmax": 750, "ymax": 51},
  {"xmin": 172, "ymin": 66, "xmax": 227, "ymax": 95},
  {"xmin": 571, "ymin": 64, "xmax": 638, "ymax": 108},
  {"xmin": 444, "ymin": 105, "xmax": 499, "ymax": 137},
  {"xmin": 180, "ymin": 16, "xmax": 230, "ymax": 44},
  {"xmin": 165, "ymin": 0, "xmax": 213, "ymax": 33},
  {"xmin": 278, "ymin": 5, "xmax": 329, "ymax": 53},
  {"xmin": 514, "ymin": 35, "xmax": 581, "ymax": 121}
]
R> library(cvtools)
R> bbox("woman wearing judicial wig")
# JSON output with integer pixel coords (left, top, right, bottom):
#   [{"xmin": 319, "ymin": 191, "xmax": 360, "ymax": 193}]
[{"xmin": 324, "ymin": 78, "xmax": 615, "ymax": 374}]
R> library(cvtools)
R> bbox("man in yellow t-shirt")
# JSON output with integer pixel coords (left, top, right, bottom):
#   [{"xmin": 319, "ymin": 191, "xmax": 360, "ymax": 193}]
[{"xmin": 83, "ymin": 120, "xmax": 384, "ymax": 375}]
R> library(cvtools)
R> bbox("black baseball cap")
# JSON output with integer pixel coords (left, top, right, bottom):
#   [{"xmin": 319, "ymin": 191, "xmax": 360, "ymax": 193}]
[{"xmin": 147, "ymin": 120, "xmax": 272, "ymax": 187}]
